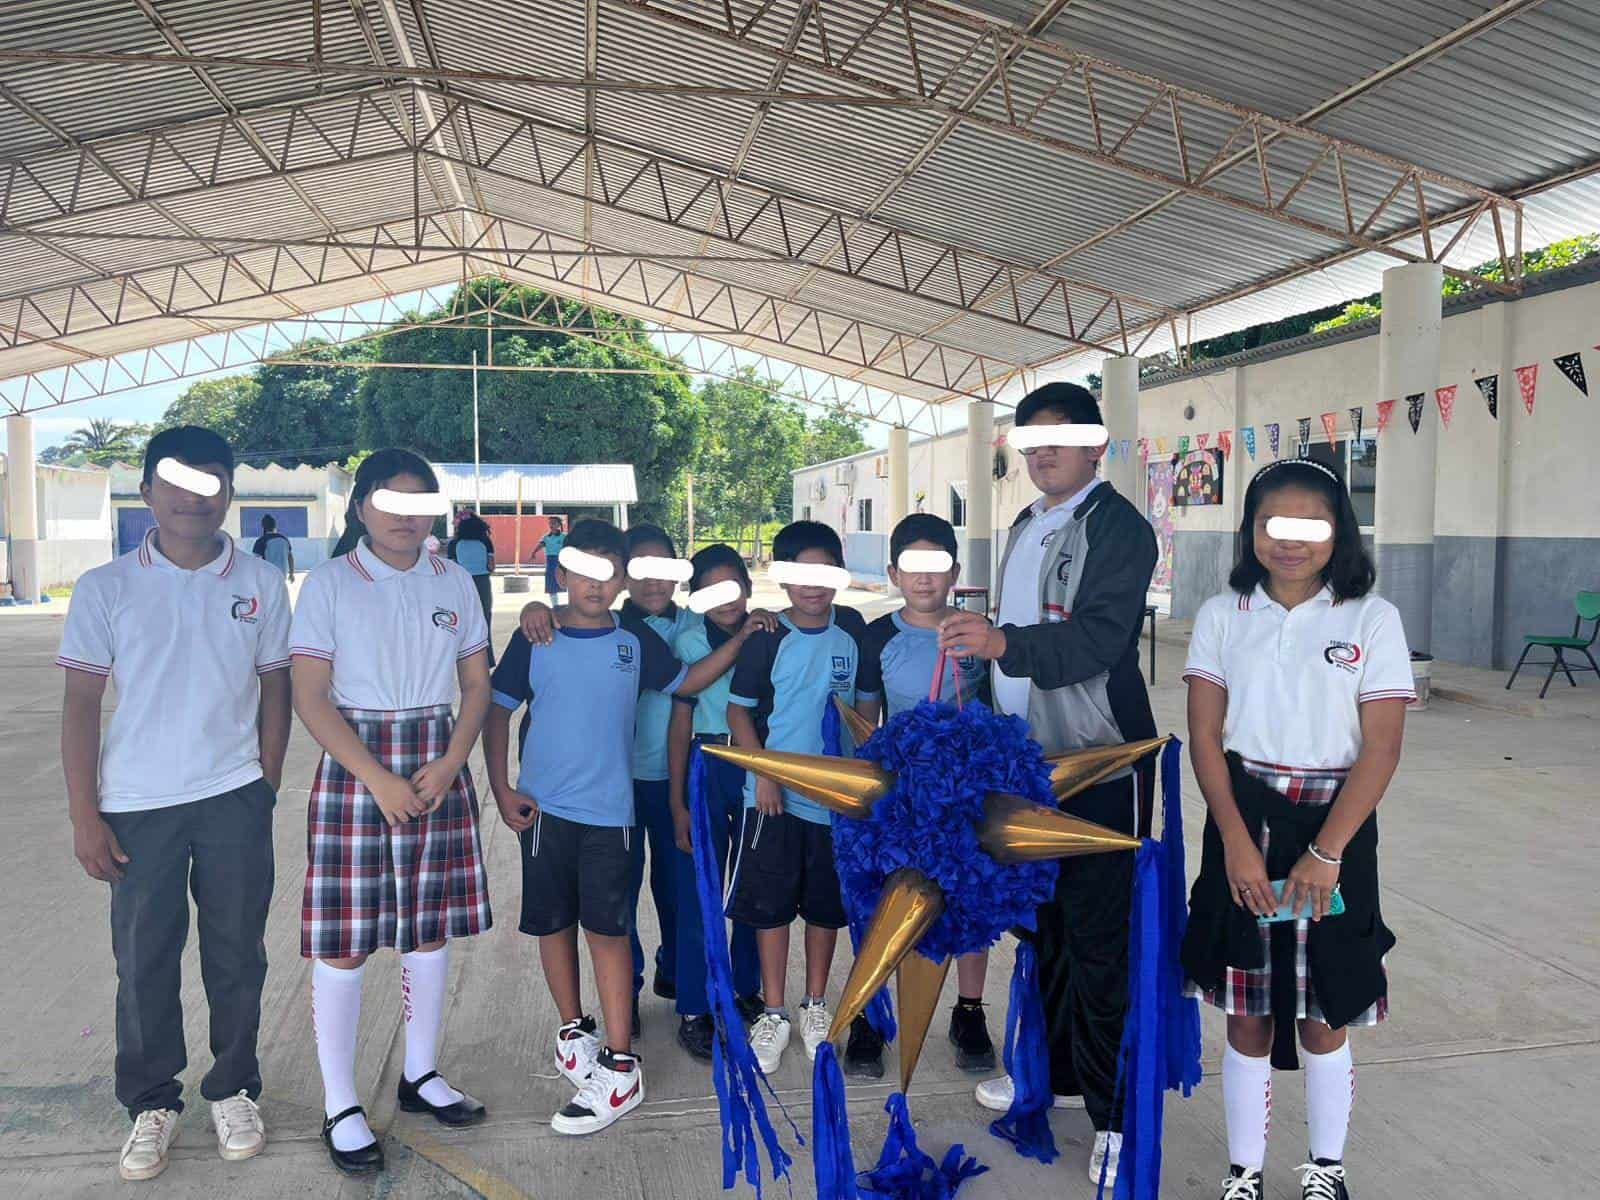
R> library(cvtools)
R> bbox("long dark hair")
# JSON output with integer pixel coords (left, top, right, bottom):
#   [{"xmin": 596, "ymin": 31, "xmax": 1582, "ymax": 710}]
[
  {"xmin": 333, "ymin": 449, "xmax": 440, "ymax": 557},
  {"xmin": 1228, "ymin": 458, "xmax": 1374, "ymax": 600}
]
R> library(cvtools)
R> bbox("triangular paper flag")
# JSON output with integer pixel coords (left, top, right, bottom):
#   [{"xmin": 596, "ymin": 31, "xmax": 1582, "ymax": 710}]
[
  {"xmin": 1435, "ymin": 385, "xmax": 1457, "ymax": 430},
  {"xmin": 1474, "ymin": 375, "xmax": 1498, "ymax": 419},
  {"xmin": 1217, "ymin": 429, "xmax": 1232, "ymax": 458},
  {"xmin": 1266, "ymin": 423, "xmax": 1280, "ymax": 457},
  {"xmin": 1376, "ymin": 399, "xmax": 1396, "ymax": 434},
  {"xmin": 1320, "ymin": 412, "xmax": 1338, "ymax": 447},
  {"xmin": 1406, "ymin": 392, "xmax": 1425, "ymax": 433},
  {"xmin": 1196, "ymin": 432, "xmax": 1210, "ymax": 450},
  {"xmin": 1296, "ymin": 417, "xmax": 1311, "ymax": 454},
  {"xmin": 1177, "ymin": 435, "xmax": 1190, "ymax": 455},
  {"xmin": 1242, "ymin": 426, "xmax": 1256, "ymax": 459},
  {"xmin": 1349, "ymin": 406, "xmax": 1363, "ymax": 443},
  {"xmin": 1554, "ymin": 352, "xmax": 1588, "ymax": 396},
  {"xmin": 1515, "ymin": 363, "xmax": 1538, "ymax": 414}
]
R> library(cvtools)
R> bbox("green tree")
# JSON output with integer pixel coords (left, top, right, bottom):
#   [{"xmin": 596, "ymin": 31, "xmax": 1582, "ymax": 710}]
[
  {"xmin": 691, "ymin": 370, "xmax": 805, "ymax": 557},
  {"xmin": 803, "ymin": 406, "xmax": 869, "ymax": 468},
  {"xmin": 154, "ymin": 374, "xmax": 257, "ymax": 443},
  {"xmin": 60, "ymin": 418, "xmax": 149, "ymax": 465}
]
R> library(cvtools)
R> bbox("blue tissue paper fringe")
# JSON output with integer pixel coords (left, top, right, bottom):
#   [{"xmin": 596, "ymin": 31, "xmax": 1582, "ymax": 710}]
[
  {"xmin": 859, "ymin": 1093, "xmax": 988, "ymax": 1200},
  {"xmin": 812, "ymin": 1042, "xmax": 857, "ymax": 1200},
  {"xmin": 690, "ymin": 748, "xmax": 797, "ymax": 1194},
  {"xmin": 987, "ymin": 940, "xmax": 1057, "ymax": 1163}
]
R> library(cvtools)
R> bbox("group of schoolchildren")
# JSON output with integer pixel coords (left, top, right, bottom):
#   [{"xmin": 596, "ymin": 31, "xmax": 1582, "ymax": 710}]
[{"xmin": 62, "ymin": 379, "xmax": 1411, "ymax": 1200}]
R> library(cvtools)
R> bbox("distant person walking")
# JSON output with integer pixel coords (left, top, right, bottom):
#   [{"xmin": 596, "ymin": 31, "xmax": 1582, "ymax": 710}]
[
  {"xmin": 541, "ymin": 519, "xmax": 566, "ymax": 601},
  {"xmin": 251, "ymin": 515, "xmax": 295, "ymax": 582},
  {"xmin": 448, "ymin": 514, "xmax": 497, "ymax": 669}
]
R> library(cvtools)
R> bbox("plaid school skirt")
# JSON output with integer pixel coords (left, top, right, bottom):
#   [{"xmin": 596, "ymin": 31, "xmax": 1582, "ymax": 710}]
[
  {"xmin": 302, "ymin": 704, "xmax": 492, "ymax": 958},
  {"xmin": 1188, "ymin": 759, "xmax": 1388, "ymax": 1027}
]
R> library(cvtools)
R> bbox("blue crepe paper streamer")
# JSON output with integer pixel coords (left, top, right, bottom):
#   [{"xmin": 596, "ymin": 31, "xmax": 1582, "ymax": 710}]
[
  {"xmin": 812, "ymin": 1041, "xmax": 858, "ymax": 1200},
  {"xmin": 987, "ymin": 940, "xmax": 1057, "ymax": 1163},
  {"xmin": 859, "ymin": 1093, "xmax": 988, "ymax": 1200},
  {"xmin": 690, "ymin": 747, "xmax": 797, "ymax": 1194}
]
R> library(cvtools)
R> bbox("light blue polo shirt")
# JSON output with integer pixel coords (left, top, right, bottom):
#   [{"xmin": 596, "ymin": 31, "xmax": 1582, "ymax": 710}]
[
  {"xmin": 861, "ymin": 609, "xmax": 991, "ymax": 718},
  {"xmin": 630, "ymin": 601, "xmax": 701, "ymax": 781},
  {"xmin": 728, "ymin": 607, "xmax": 878, "ymax": 825},
  {"xmin": 671, "ymin": 616, "xmax": 739, "ymax": 737},
  {"xmin": 490, "ymin": 613, "xmax": 687, "ymax": 827},
  {"xmin": 453, "ymin": 538, "xmax": 489, "ymax": 575}
]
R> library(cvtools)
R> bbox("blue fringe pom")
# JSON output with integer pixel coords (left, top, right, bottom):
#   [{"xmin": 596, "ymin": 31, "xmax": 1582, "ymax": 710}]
[
  {"xmin": 988, "ymin": 941, "xmax": 1058, "ymax": 1163},
  {"xmin": 812, "ymin": 1042, "xmax": 858, "ymax": 1200},
  {"xmin": 690, "ymin": 748, "xmax": 797, "ymax": 1194},
  {"xmin": 859, "ymin": 1093, "xmax": 988, "ymax": 1200},
  {"xmin": 1160, "ymin": 740, "xmax": 1204, "ymax": 1098}
]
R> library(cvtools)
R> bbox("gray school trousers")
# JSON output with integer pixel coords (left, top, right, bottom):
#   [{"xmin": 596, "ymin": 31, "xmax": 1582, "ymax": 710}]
[{"xmin": 102, "ymin": 778, "xmax": 275, "ymax": 1117}]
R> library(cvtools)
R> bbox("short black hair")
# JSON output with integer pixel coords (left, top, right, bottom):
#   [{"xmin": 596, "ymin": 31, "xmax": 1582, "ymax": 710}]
[
  {"xmin": 1229, "ymin": 458, "xmax": 1375, "ymax": 601},
  {"xmin": 625, "ymin": 523, "xmax": 676, "ymax": 560},
  {"xmin": 689, "ymin": 543, "xmax": 752, "ymax": 594},
  {"xmin": 1015, "ymin": 381, "xmax": 1102, "ymax": 428},
  {"xmin": 889, "ymin": 513, "xmax": 958, "ymax": 563},
  {"xmin": 142, "ymin": 425, "xmax": 235, "ymax": 486},
  {"xmin": 772, "ymin": 519, "xmax": 843, "ymax": 566},
  {"xmin": 260, "ymin": 514, "xmax": 276, "ymax": 532},
  {"xmin": 566, "ymin": 517, "xmax": 626, "ymax": 561}
]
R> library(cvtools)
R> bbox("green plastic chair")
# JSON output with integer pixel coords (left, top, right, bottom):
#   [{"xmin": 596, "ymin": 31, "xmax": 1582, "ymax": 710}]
[{"xmin": 1505, "ymin": 591, "xmax": 1600, "ymax": 698}]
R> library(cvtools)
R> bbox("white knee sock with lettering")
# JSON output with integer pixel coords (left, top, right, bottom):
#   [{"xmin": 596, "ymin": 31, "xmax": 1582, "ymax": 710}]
[
  {"xmin": 402, "ymin": 945, "xmax": 463, "ymax": 1106},
  {"xmin": 1222, "ymin": 1043, "xmax": 1273, "ymax": 1171},
  {"xmin": 1304, "ymin": 1042, "xmax": 1354, "ymax": 1162},
  {"xmin": 313, "ymin": 960, "xmax": 373, "ymax": 1151}
]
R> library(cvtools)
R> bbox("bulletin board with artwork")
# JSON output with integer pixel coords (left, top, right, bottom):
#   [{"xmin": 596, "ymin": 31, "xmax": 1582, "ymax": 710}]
[
  {"xmin": 1172, "ymin": 448, "xmax": 1224, "ymax": 507},
  {"xmin": 1145, "ymin": 459, "xmax": 1175, "ymax": 593}
]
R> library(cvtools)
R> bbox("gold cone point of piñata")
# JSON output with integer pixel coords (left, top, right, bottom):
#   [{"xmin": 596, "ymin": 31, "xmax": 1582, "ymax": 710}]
[
  {"xmin": 977, "ymin": 792, "xmax": 1142, "ymax": 862},
  {"xmin": 828, "ymin": 868, "xmax": 946, "ymax": 1041},
  {"xmin": 894, "ymin": 951, "xmax": 951, "ymax": 1091},
  {"xmin": 699, "ymin": 744, "xmax": 894, "ymax": 819},
  {"xmin": 831, "ymin": 694, "xmax": 879, "ymax": 752},
  {"xmin": 1046, "ymin": 736, "xmax": 1172, "ymax": 800}
]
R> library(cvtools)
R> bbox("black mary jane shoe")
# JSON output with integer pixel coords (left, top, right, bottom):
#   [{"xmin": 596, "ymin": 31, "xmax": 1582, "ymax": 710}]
[
  {"xmin": 322, "ymin": 1106, "xmax": 385, "ymax": 1175},
  {"xmin": 397, "ymin": 1071, "xmax": 487, "ymax": 1127}
]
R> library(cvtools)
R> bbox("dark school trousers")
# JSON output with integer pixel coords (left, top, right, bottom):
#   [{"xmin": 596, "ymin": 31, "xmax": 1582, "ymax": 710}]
[
  {"xmin": 471, "ymin": 572, "xmax": 496, "ymax": 667},
  {"xmin": 672, "ymin": 752, "xmax": 760, "ymax": 1016},
  {"xmin": 101, "ymin": 778, "xmax": 276, "ymax": 1117},
  {"xmin": 628, "ymin": 778, "xmax": 679, "ymax": 994},
  {"xmin": 1031, "ymin": 773, "xmax": 1137, "ymax": 1133}
]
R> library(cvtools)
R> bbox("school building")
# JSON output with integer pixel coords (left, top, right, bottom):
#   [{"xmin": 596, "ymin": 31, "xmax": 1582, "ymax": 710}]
[{"xmin": 792, "ymin": 259, "xmax": 1600, "ymax": 671}]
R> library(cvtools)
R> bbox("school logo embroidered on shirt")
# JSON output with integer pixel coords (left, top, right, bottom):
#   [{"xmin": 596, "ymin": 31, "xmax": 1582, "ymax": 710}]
[
  {"xmin": 1055, "ymin": 552, "xmax": 1075, "ymax": 585},
  {"xmin": 431, "ymin": 607, "xmax": 459, "ymax": 633},
  {"xmin": 617, "ymin": 643, "xmax": 635, "ymax": 664},
  {"xmin": 1324, "ymin": 640, "xmax": 1362, "ymax": 673},
  {"xmin": 229, "ymin": 596, "xmax": 258, "ymax": 623},
  {"xmin": 830, "ymin": 653, "xmax": 852, "ymax": 690}
]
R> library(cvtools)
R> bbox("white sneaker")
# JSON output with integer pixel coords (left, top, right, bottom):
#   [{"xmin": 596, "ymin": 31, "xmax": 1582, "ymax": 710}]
[
  {"xmin": 210, "ymin": 1090, "xmax": 266, "ymax": 1161},
  {"xmin": 749, "ymin": 1012, "xmax": 791, "ymax": 1076},
  {"xmin": 551, "ymin": 1049, "xmax": 644, "ymax": 1135},
  {"xmin": 119, "ymin": 1108, "xmax": 180, "ymax": 1181},
  {"xmin": 555, "ymin": 1016, "xmax": 602, "ymax": 1086},
  {"xmin": 798, "ymin": 1000, "xmax": 832, "ymax": 1061},
  {"xmin": 973, "ymin": 1074, "xmax": 1087, "ymax": 1112},
  {"xmin": 1089, "ymin": 1130, "xmax": 1122, "ymax": 1188}
]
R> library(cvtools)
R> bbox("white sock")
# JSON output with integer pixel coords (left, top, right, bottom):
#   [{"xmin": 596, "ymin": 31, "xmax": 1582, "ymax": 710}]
[
  {"xmin": 1222, "ymin": 1043, "xmax": 1273, "ymax": 1171},
  {"xmin": 1304, "ymin": 1042, "xmax": 1354, "ymax": 1163},
  {"xmin": 313, "ymin": 961, "xmax": 373, "ymax": 1151},
  {"xmin": 401, "ymin": 945, "xmax": 464, "ymax": 1107}
]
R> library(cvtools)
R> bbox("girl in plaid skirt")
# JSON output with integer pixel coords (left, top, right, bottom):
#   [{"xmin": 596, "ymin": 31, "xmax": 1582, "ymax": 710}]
[
  {"xmin": 1179, "ymin": 460, "xmax": 1413, "ymax": 1200},
  {"xmin": 290, "ymin": 450, "xmax": 495, "ymax": 1175}
]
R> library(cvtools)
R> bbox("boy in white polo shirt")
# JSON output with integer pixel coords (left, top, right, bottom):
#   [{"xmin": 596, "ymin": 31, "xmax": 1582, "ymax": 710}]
[{"xmin": 58, "ymin": 426, "xmax": 291, "ymax": 1183}]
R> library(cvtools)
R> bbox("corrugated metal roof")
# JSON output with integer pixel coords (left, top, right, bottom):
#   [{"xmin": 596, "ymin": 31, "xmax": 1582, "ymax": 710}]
[{"xmin": 432, "ymin": 463, "xmax": 639, "ymax": 505}]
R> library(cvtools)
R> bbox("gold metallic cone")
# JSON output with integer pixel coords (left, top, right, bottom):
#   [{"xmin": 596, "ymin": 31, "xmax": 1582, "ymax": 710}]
[
  {"xmin": 828, "ymin": 868, "xmax": 946, "ymax": 1040},
  {"xmin": 895, "ymin": 952, "xmax": 952, "ymax": 1091},
  {"xmin": 977, "ymin": 792, "xmax": 1142, "ymax": 862},
  {"xmin": 832, "ymin": 694, "xmax": 878, "ymax": 752},
  {"xmin": 700, "ymin": 744, "xmax": 894, "ymax": 819},
  {"xmin": 1047, "ymin": 736, "xmax": 1172, "ymax": 800}
]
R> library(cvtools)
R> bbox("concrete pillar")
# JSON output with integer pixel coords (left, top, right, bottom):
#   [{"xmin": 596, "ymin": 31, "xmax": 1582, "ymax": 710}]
[
  {"xmin": 1100, "ymin": 355, "xmax": 1139, "ymax": 501},
  {"xmin": 1373, "ymin": 262, "xmax": 1444, "ymax": 653},
  {"xmin": 4, "ymin": 415, "xmax": 41, "ymax": 604},
  {"xmin": 964, "ymin": 400, "xmax": 995, "ymax": 595},
  {"xmin": 886, "ymin": 424, "xmax": 909, "ymax": 583}
]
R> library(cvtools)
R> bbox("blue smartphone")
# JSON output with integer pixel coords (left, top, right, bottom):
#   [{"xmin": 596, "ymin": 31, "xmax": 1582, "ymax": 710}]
[{"xmin": 1258, "ymin": 880, "xmax": 1345, "ymax": 923}]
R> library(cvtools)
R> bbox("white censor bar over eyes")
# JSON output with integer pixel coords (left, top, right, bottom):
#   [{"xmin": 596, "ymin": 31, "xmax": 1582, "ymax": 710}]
[
  {"xmin": 896, "ymin": 549, "xmax": 954, "ymax": 573},
  {"xmin": 558, "ymin": 544, "xmax": 616, "ymax": 582},
  {"xmin": 687, "ymin": 578, "xmax": 743, "ymax": 614},
  {"xmin": 1265, "ymin": 516, "xmax": 1333, "ymax": 543},
  {"xmin": 1006, "ymin": 423, "xmax": 1109, "ymax": 451},
  {"xmin": 155, "ymin": 457, "xmax": 222, "ymax": 497},
  {"xmin": 769, "ymin": 560, "xmax": 852, "ymax": 592},
  {"xmin": 370, "ymin": 488, "xmax": 450, "ymax": 517},
  {"xmin": 627, "ymin": 555, "xmax": 694, "ymax": 583}
]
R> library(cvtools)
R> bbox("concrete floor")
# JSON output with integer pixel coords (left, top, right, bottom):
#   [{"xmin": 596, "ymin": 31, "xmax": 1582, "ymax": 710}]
[{"xmin": 2, "ymin": 581, "xmax": 1596, "ymax": 1198}]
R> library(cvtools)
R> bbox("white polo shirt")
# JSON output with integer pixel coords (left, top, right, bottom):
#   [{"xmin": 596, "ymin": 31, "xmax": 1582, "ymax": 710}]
[
  {"xmin": 56, "ymin": 530, "xmax": 292, "ymax": 813},
  {"xmin": 1182, "ymin": 584, "xmax": 1415, "ymax": 772},
  {"xmin": 992, "ymin": 478, "xmax": 1099, "ymax": 717},
  {"xmin": 290, "ymin": 539, "xmax": 490, "ymax": 710}
]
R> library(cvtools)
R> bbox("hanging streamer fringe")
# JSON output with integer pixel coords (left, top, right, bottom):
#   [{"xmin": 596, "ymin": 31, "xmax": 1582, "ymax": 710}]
[
  {"xmin": 859, "ymin": 1093, "xmax": 988, "ymax": 1200},
  {"xmin": 988, "ymin": 941, "xmax": 1058, "ymax": 1163},
  {"xmin": 813, "ymin": 1043, "xmax": 858, "ymax": 1200}
]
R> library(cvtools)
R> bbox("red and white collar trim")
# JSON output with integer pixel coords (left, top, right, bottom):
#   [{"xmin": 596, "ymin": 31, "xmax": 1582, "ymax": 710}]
[
  {"xmin": 347, "ymin": 540, "xmax": 448, "ymax": 582},
  {"xmin": 139, "ymin": 528, "xmax": 235, "ymax": 576}
]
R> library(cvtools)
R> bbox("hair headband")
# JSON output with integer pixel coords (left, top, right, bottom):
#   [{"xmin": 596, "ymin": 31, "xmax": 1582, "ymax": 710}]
[{"xmin": 1247, "ymin": 457, "xmax": 1342, "ymax": 491}]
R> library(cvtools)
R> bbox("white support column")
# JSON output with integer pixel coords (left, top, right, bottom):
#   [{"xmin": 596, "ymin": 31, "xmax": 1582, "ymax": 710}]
[
  {"xmin": 887, "ymin": 424, "xmax": 909, "ymax": 585},
  {"xmin": 964, "ymin": 400, "xmax": 995, "ymax": 597},
  {"xmin": 1374, "ymin": 262, "xmax": 1444, "ymax": 653},
  {"xmin": 1100, "ymin": 355, "xmax": 1140, "ymax": 501},
  {"xmin": 618, "ymin": 502, "xmax": 629, "ymax": 531},
  {"xmin": 4, "ymin": 415, "xmax": 41, "ymax": 604}
]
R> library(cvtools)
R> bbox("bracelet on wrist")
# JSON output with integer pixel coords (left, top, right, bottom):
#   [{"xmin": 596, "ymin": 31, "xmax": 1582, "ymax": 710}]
[{"xmin": 1308, "ymin": 842, "xmax": 1342, "ymax": 867}]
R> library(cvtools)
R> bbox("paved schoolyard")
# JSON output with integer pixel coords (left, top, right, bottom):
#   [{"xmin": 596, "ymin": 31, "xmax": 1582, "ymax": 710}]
[{"xmin": 1, "ymin": 581, "xmax": 1595, "ymax": 1198}]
